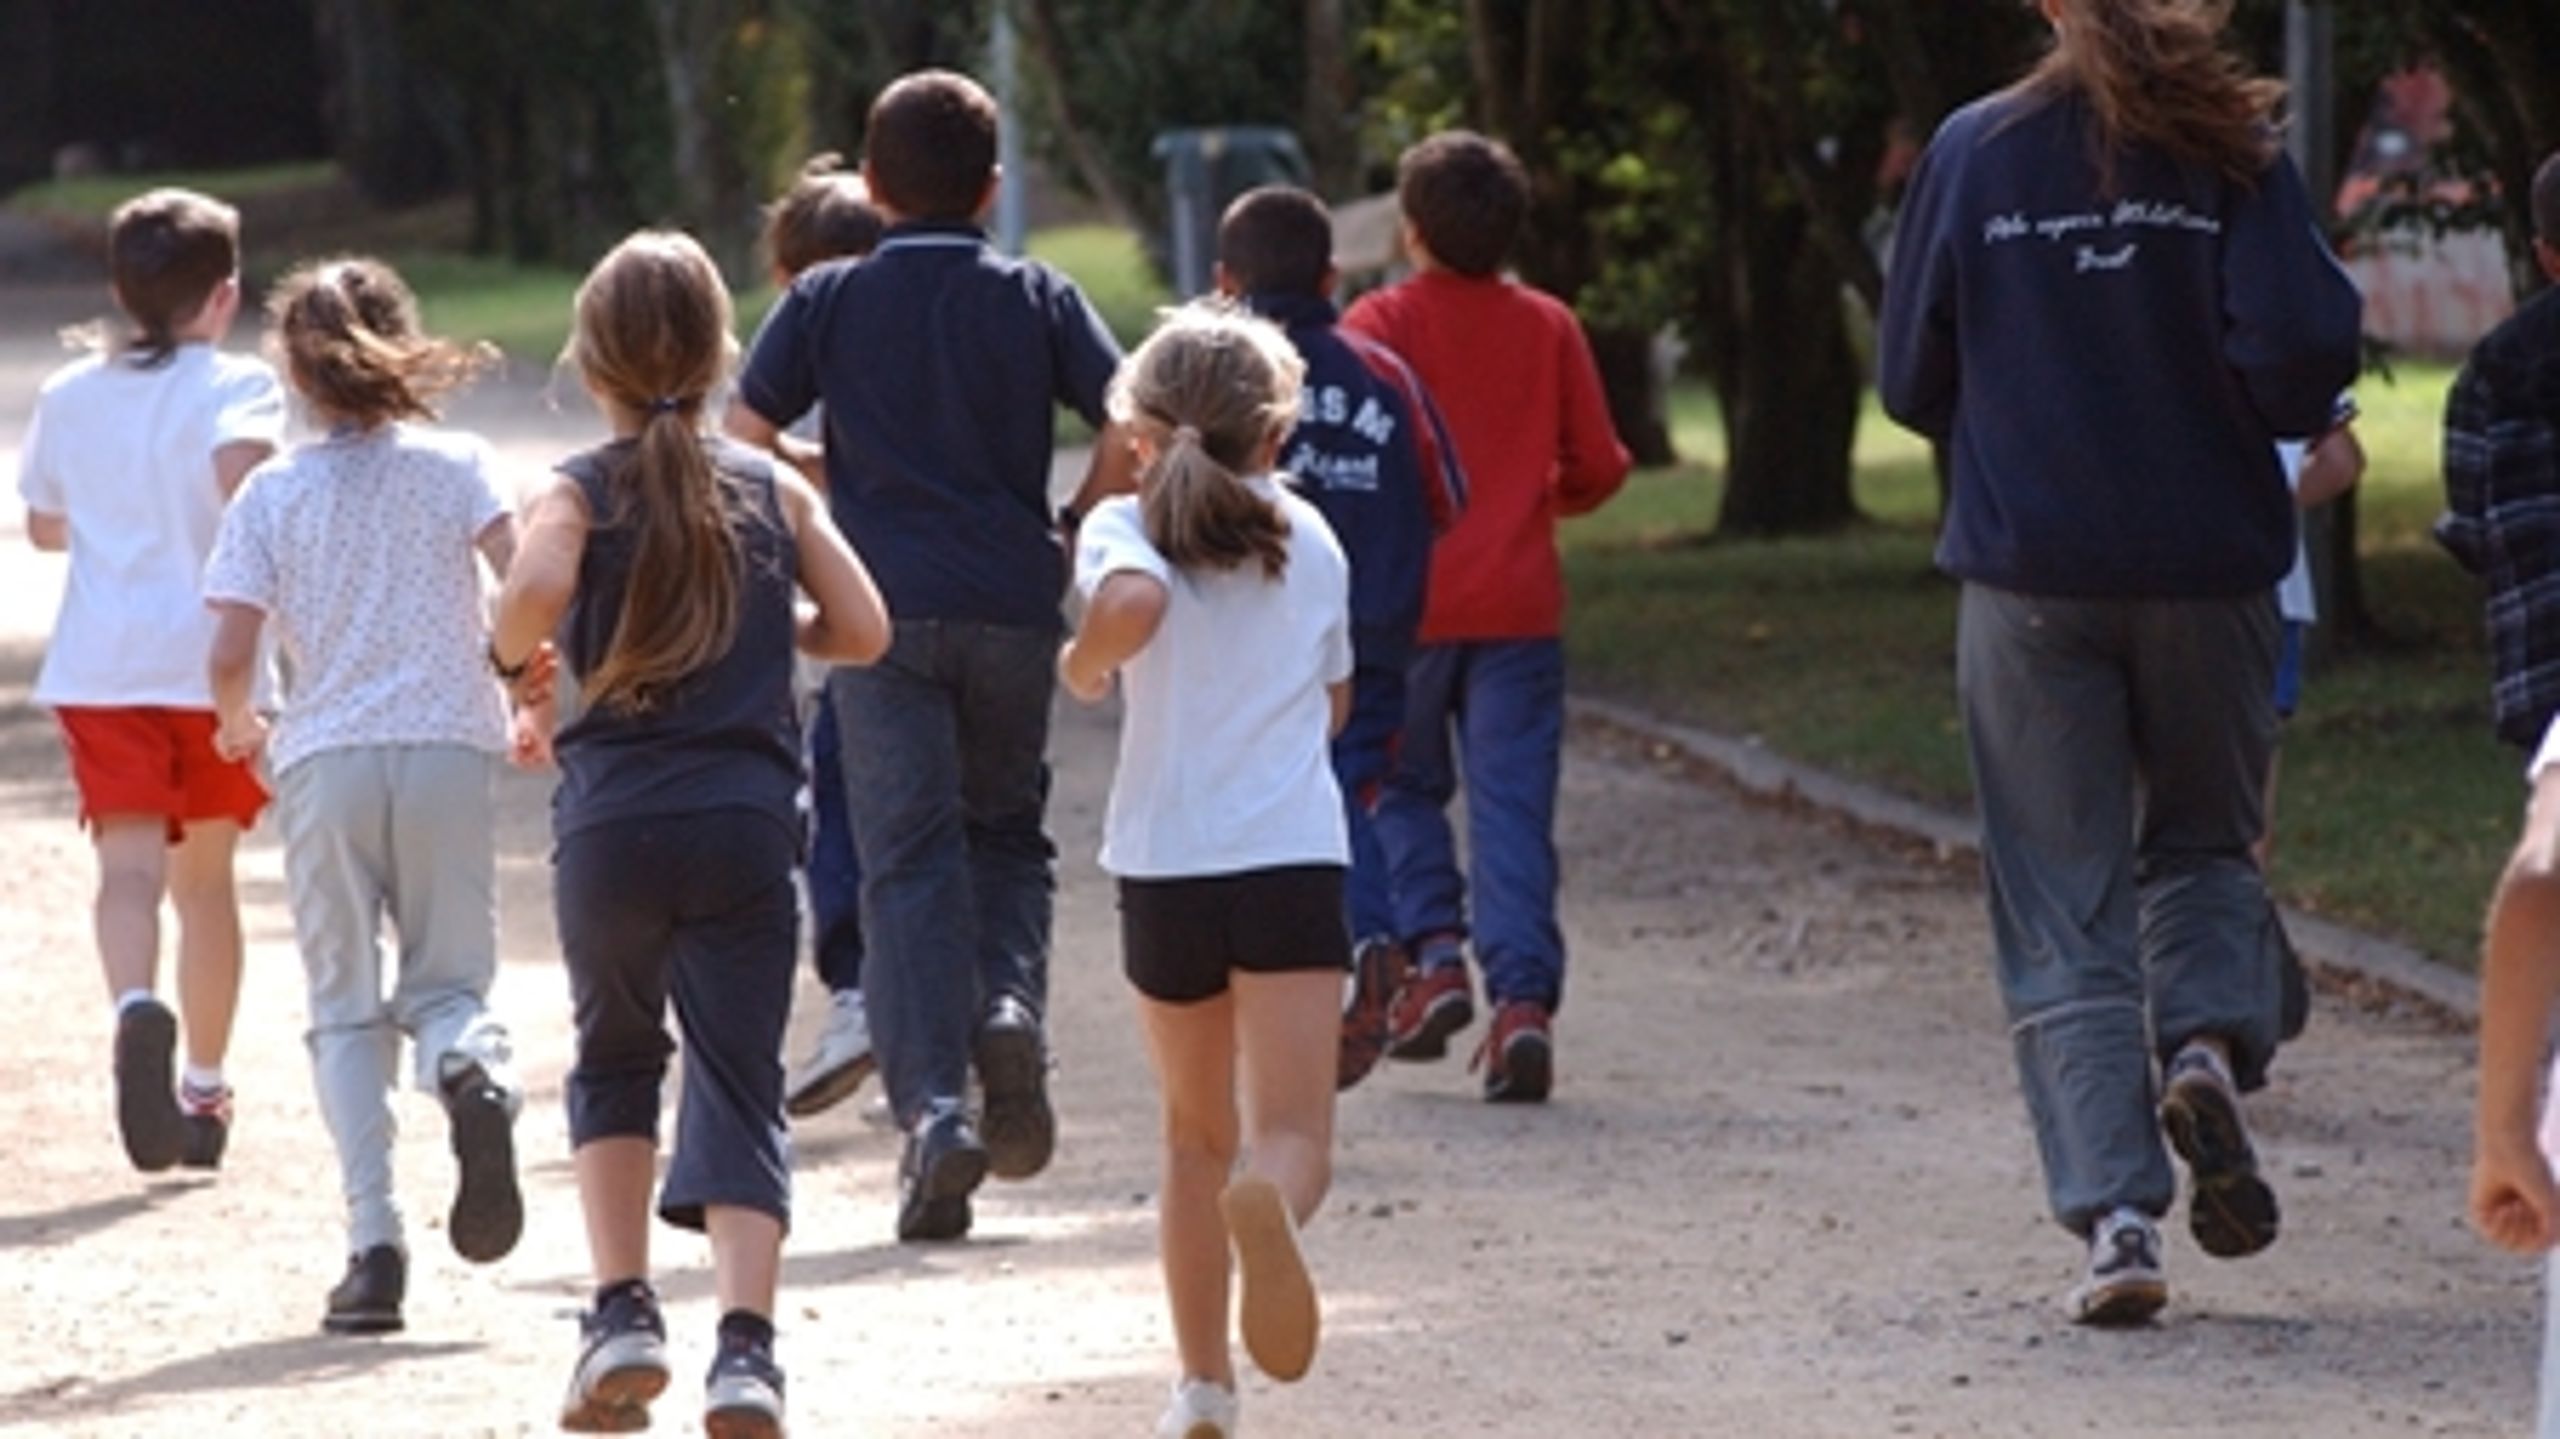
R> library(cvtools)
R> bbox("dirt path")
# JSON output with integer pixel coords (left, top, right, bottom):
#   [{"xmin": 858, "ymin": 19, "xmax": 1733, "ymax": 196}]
[{"xmin": 0, "ymin": 279, "xmax": 2540, "ymax": 1437}]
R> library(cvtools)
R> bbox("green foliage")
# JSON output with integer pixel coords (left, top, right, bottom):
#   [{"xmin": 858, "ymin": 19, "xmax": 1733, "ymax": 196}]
[
  {"xmin": 3, "ymin": 161, "xmax": 339, "ymax": 224},
  {"xmin": 1024, "ymin": 223, "xmax": 1171, "ymax": 348}
]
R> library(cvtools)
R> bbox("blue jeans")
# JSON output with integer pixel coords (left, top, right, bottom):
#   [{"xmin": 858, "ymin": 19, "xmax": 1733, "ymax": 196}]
[
  {"xmin": 829, "ymin": 621, "xmax": 1056, "ymax": 1131},
  {"xmin": 806, "ymin": 692, "xmax": 864, "ymax": 994},
  {"xmin": 1958, "ymin": 584, "xmax": 2283, "ymax": 1235},
  {"xmin": 1377, "ymin": 638, "xmax": 1566, "ymax": 1009},
  {"xmin": 1332, "ymin": 658, "xmax": 1407, "ymax": 945}
]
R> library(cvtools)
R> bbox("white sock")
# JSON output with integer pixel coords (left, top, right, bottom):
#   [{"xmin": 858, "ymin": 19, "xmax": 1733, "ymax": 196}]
[
  {"xmin": 113, "ymin": 989, "xmax": 157, "ymax": 1017},
  {"xmin": 181, "ymin": 1064, "xmax": 225, "ymax": 1095}
]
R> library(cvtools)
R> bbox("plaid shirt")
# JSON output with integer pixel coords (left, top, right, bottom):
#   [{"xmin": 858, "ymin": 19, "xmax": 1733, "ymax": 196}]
[{"xmin": 2438, "ymin": 285, "xmax": 2560, "ymax": 748}]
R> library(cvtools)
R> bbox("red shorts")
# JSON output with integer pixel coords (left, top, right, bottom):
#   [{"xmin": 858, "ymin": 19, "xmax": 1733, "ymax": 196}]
[{"xmin": 55, "ymin": 707, "xmax": 269, "ymax": 841}]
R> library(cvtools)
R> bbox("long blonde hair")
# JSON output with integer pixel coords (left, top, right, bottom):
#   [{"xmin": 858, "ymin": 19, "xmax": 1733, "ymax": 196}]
[
  {"xmin": 568, "ymin": 230, "xmax": 745, "ymax": 713},
  {"xmin": 1108, "ymin": 303, "xmax": 1306, "ymax": 578},
  {"xmin": 2019, "ymin": 0, "xmax": 2284, "ymax": 187}
]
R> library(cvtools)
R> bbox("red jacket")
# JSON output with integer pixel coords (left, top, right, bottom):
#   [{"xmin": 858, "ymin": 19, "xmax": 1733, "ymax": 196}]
[{"xmin": 1343, "ymin": 269, "xmax": 1630, "ymax": 642}]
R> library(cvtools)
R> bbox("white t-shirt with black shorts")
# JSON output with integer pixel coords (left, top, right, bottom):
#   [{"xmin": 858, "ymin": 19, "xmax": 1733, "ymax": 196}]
[{"xmin": 1074, "ymin": 476, "xmax": 1354, "ymax": 1002}]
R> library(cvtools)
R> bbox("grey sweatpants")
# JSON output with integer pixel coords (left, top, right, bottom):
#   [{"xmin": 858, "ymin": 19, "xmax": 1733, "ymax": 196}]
[
  {"xmin": 1957, "ymin": 584, "xmax": 2285, "ymax": 1235},
  {"xmin": 277, "ymin": 745, "xmax": 513, "ymax": 1254}
]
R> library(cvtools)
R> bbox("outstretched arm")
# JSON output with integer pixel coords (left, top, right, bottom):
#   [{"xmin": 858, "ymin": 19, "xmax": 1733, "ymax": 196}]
[{"xmin": 2473, "ymin": 763, "xmax": 2560, "ymax": 1254}]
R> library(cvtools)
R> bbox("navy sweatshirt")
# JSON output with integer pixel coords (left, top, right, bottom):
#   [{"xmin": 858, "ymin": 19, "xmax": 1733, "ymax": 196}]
[
  {"xmin": 1244, "ymin": 290, "xmax": 1466, "ymax": 668},
  {"xmin": 1878, "ymin": 89, "xmax": 2364, "ymax": 598}
]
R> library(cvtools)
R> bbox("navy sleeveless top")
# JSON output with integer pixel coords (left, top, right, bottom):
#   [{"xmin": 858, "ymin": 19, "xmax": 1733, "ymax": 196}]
[{"xmin": 551, "ymin": 435, "xmax": 801, "ymax": 842}]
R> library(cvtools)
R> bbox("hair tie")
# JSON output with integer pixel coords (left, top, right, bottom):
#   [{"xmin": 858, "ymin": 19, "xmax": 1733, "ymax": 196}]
[
  {"xmin": 1170, "ymin": 424, "xmax": 1202, "ymax": 448},
  {"xmin": 647, "ymin": 395, "xmax": 686, "ymax": 416}
]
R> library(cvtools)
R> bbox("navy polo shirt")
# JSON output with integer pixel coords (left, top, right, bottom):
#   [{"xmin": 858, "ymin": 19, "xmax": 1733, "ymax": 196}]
[{"xmin": 737, "ymin": 221, "xmax": 1123, "ymax": 629}]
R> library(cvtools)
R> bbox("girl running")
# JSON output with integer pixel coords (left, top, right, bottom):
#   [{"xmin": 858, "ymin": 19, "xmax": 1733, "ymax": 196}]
[
  {"xmin": 1058, "ymin": 303, "xmax": 1352, "ymax": 1439},
  {"xmin": 204, "ymin": 257, "xmax": 526, "ymax": 1336},
  {"xmin": 493, "ymin": 230, "xmax": 889, "ymax": 1438}
]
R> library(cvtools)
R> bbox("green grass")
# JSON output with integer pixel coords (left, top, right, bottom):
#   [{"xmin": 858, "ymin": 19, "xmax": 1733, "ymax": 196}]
[
  {"xmin": 3, "ymin": 160, "xmax": 340, "ymax": 222},
  {"xmin": 1026, "ymin": 223, "xmax": 1172, "ymax": 349},
  {"xmin": 1564, "ymin": 370, "xmax": 2517, "ymax": 968}
]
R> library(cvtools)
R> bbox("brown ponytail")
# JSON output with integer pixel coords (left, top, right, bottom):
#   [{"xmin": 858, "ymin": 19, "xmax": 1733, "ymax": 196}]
[
  {"xmin": 1110, "ymin": 303, "xmax": 1306, "ymax": 579},
  {"xmin": 268, "ymin": 257, "xmax": 492, "ymax": 428},
  {"xmin": 2021, "ymin": 0, "xmax": 2284, "ymax": 187},
  {"xmin": 567, "ymin": 231, "xmax": 747, "ymax": 713}
]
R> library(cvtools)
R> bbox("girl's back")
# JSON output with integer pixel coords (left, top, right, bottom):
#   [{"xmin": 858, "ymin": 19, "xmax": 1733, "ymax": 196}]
[
  {"xmin": 550, "ymin": 435, "xmax": 801, "ymax": 839},
  {"xmin": 210, "ymin": 423, "xmax": 508, "ymax": 772}
]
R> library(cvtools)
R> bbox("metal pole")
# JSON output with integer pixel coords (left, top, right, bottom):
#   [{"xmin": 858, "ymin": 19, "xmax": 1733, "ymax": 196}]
[{"xmin": 992, "ymin": 6, "xmax": 1027, "ymax": 256}]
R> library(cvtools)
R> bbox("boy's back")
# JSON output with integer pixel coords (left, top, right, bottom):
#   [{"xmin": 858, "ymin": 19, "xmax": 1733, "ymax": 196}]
[
  {"xmin": 738, "ymin": 233, "xmax": 1119, "ymax": 628},
  {"xmin": 1343, "ymin": 270, "xmax": 1623, "ymax": 642},
  {"xmin": 22, "ymin": 345, "xmax": 283, "ymax": 705}
]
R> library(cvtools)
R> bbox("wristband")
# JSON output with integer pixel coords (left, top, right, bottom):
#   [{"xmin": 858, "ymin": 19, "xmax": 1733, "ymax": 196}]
[{"xmin": 488, "ymin": 641, "xmax": 533, "ymax": 683}]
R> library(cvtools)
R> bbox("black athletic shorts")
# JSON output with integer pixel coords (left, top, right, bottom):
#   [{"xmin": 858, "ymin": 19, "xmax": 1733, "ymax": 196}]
[{"xmin": 1117, "ymin": 863, "xmax": 1351, "ymax": 1004}]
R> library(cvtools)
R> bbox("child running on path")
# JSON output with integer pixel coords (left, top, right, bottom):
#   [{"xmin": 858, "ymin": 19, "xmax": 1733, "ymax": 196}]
[
  {"xmin": 1342, "ymin": 132, "xmax": 1631, "ymax": 1102},
  {"xmin": 1212, "ymin": 184, "xmax": 1465, "ymax": 1091},
  {"xmin": 728, "ymin": 69, "xmax": 1128, "ymax": 1242},
  {"xmin": 1059, "ymin": 302, "xmax": 1351, "ymax": 1439},
  {"xmin": 494, "ymin": 230, "xmax": 889, "ymax": 1438},
  {"xmin": 202, "ymin": 257, "xmax": 529, "ymax": 1334},
  {"xmin": 17, "ymin": 187, "xmax": 283, "ymax": 1174},
  {"xmin": 756, "ymin": 154, "xmax": 891, "ymax": 1121}
]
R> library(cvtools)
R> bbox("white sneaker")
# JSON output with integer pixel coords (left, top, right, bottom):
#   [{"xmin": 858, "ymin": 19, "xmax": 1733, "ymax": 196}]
[
  {"xmin": 1154, "ymin": 1377, "xmax": 1238, "ymax": 1439},
  {"xmin": 785, "ymin": 990, "xmax": 875, "ymax": 1118}
]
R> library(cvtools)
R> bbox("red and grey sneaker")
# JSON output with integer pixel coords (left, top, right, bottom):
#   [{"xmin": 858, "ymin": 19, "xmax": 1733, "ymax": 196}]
[
  {"xmin": 1473, "ymin": 1000, "xmax": 1553, "ymax": 1104},
  {"xmin": 1336, "ymin": 937, "xmax": 1409, "ymax": 1091},
  {"xmin": 1385, "ymin": 944, "xmax": 1473, "ymax": 1062},
  {"xmin": 177, "ymin": 1078, "xmax": 234, "ymax": 1170}
]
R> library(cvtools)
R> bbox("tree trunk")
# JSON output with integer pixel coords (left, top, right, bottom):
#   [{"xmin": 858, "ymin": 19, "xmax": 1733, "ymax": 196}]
[
  {"xmin": 1714, "ymin": 212, "xmax": 1861, "ymax": 535},
  {"xmin": 1301, "ymin": 0, "xmax": 1358, "ymax": 198},
  {"xmin": 1019, "ymin": 0, "xmax": 1145, "ymax": 232},
  {"xmin": 650, "ymin": 0, "xmax": 754, "ymax": 281},
  {"xmin": 0, "ymin": 0, "xmax": 51, "ymax": 194},
  {"xmin": 313, "ymin": 0, "xmax": 454, "ymax": 205}
]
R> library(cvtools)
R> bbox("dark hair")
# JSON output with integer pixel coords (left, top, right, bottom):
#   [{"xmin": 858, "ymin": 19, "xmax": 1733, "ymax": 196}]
[
  {"xmin": 762, "ymin": 153, "xmax": 886, "ymax": 278},
  {"xmin": 1217, "ymin": 185, "xmax": 1334, "ymax": 298},
  {"xmin": 105, "ymin": 188, "xmax": 240, "ymax": 368},
  {"xmin": 267, "ymin": 257, "xmax": 492, "ymax": 429},
  {"xmin": 2018, "ymin": 0, "xmax": 2284, "ymax": 187},
  {"xmin": 568, "ymin": 230, "xmax": 747, "ymax": 714},
  {"xmin": 1396, "ymin": 131, "xmax": 1529, "ymax": 277},
  {"xmin": 1108, "ymin": 302, "xmax": 1306, "ymax": 579},
  {"xmin": 2535, "ymin": 151, "xmax": 2560, "ymax": 247},
  {"xmin": 864, "ymin": 70, "xmax": 998, "ymax": 222}
]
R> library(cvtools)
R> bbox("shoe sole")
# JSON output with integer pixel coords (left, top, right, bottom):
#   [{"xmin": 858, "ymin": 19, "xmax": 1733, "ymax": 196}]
[
  {"xmin": 321, "ymin": 1307, "xmax": 405, "ymax": 1336},
  {"xmin": 179, "ymin": 1111, "xmax": 226, "ymax": 1170},
  {"xmin": 784, "ymin": 1051, "xmax": 876, "ymax": 1118},
  {"xmin": 975, "ymin": 1024, "xmax": 1055, "ymax": 1181},
  {"xmin": 447, "ymin": 1080, "xmax": 523, "ymax": 1264},
  {"xmin": 2161, "ymin": 1074, "xmax": 2279, "ymax": 1259},
  {"xmin": 705, "ymin": 1379, "xmax": 785, "ymax": 1439},
  {"xmin": 1386, "ymin": 991, "xmax": 1473, "ymax": 1063},
  {"xmin": 561, "ymin": 1345, "xmax": 670, "ymax": 1433},
  {"xmin": 898, "ymin": 1135, "xmax": 989, "ymax": 1243},
  {"xmin": 1484, "ymin": 1029, "xmax": 1553, "ymax": 1104},
  {"xmin": 2068, "ymin": 1274, "xmax": 2167, "ymax": 1327},
  {"xmin": 114, "ymin": 1003, "xmax": 185, "ymax": 1173},
  {"xmin": 1222, "ymin": 1176, "xmax": 1319, "ymax": 1383}
]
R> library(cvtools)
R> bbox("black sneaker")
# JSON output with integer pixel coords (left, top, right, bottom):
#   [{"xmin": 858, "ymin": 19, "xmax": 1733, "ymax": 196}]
[
  {"xmin": 322, "ymin": 1244, "xmax": 406, "ymax": 1335},
  {"xmin": 438, "ymin": 1056, "xmax": 522, "ymax": 1264},
  {"xmin": 974, "ymin": 995, "xmax": 1055, "ymax": 1181},
  {"xmin": 704, "ymin": 1327, "xmax": 786, "ymax": 1439},
  {"xmin": 113, "ymin": 999, "xmax": 185, "ymax": 1172},
  {"xmin": 177, "ymin": 1079, "xmax": 232, "ymax": 1170},
  {"xmin": 897, "ymin": 1106, "xmax": 989, "ymax": 1243},
  {"xmin": 2066, "ymin": 1208, "xmax": 2167, "ymax": 1326},
  {"xmin": 561, "ymin": 1280, "xmax": 671, "ymax": 1433},
  {"xmin": 2160, "ymin": 1044, "xmax": 2280, "ymax": 1258}
]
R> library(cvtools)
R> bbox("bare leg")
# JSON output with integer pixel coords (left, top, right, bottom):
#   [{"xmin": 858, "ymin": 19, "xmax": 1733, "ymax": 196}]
[
  {"xmin": 706, "ymin": 1204, "xmax": 783, "ymax": 1318},
  {"xmin": 1134, "ymin": 988, "xmax": 1241, "ymax": 1388},
  {"xmin": 166, "ymin": 819, "xmax": 244, "ymax": 1069},
  {"xmin": 91, "ymin": 817, "xmax": 168, "ymax": 1001},
  {"xmin": 576, "ymin": 1136, "xmax": 656, "ymax": 1286},
  {"xmin": 1232, "ymin": 970, "xmax": 1340, "ymax": 1222}
]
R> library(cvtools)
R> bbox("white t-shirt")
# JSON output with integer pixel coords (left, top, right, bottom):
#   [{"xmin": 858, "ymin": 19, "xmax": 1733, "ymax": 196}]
[
  {"xmin": 1075, "ymin": 477, "xmax": 1354, "ymax": 879},
  {"xmin": 16, "ymin": 345, "xmax": 285, "ymax": 707},
  {"xmin": 2274, "ymin": 439, "xmax": 2316, "ymax": 625},
  {"xmin": 2528, "ymin": 715, "xmax": 2560, "ymax": 1164},
  {"xmin": 201, "ymin": 423, "xmax": 512, "ymax": 774}
]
